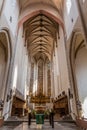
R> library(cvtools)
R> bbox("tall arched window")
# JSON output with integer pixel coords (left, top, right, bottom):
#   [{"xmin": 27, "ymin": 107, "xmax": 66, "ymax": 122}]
[{"xmin": 66, "ymin": 0, "xmax": 71, "ymax": 14}]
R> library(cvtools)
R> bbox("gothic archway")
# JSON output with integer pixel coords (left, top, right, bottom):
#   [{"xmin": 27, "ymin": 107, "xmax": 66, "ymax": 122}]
[
  {"xmin": 0, "ymin": 28, "xmax": 12, "ymax": 117},
  {"xmin": 69, "ymin": 30, "xmax": 87, "ymax": 118}
]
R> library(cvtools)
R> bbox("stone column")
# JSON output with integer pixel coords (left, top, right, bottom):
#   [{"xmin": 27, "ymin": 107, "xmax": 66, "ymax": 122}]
[
  {"xmin": 35, "ymin": 62, "xmax": 38, "ymax": 95},
  {"xmin": 44, "ymin": 62, "xmax": 48, "ymax": 96},
  {"xmin": 43, "ymin": 62, "xmax": 45, "ymax": 95},
  {"xmin": 36, "ymin": 62, "xmax": 39, "ymax": 94},
  {"xmin": 50, "ymin": 63, "xmax": 53, "ymax": 98},
  {"xmin": 33, "ymin": 62, "xmax": 39, "ymax": 96},
  {"xmin": 47, "ymin": 62, "xmax": 51, "ymax": 97},
  {"xmin": 29, "ymin": 61, "xmax": 31, "ymax": 95},
  {"xmin": 30, "ymin": 62, "xmax": 34, "ymax": 95},
  {"xmin": 33, "ymin": 63, "xmax": 36, "ymax": 96},
  {"xmin": 53, "ymin": 51, "xmax": 58, "ymax": 98},
  {"xmin": 56, "ymin": 33, "xmax": 62, "ymax": 93},
  {"xmin": 43, "ymin": 62, "xmax": 47, "ymax": 95},
  {"xmin": 51, "ymin": 59, "xmax": 55, "ymax": 98},
  {"xmin": 27, "ymin": 58, "xmax": 31, "ymax": 95}
]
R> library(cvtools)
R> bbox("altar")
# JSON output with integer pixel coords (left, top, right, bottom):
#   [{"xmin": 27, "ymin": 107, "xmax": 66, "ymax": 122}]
[{"xmin": 36, "ymin": 114, "xmax": 44, "ymax": 124}]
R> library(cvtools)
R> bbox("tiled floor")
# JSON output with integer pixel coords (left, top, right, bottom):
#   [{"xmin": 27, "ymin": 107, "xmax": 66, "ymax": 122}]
[{"xmin": 0, "ymin": 122, "xmax": 80, "ymax": 130}]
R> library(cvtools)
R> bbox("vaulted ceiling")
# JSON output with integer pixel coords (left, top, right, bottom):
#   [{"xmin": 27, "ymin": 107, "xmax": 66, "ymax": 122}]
[
  {"xmin": 19, "ymin": 0, "xmax": 64, "ymax": 14},
  {"xmin": 20, "ymin": 0, "xmax": 63, "ymax": 61},
  {"xmin": 23, "ymin": 13, "xmax": 59, "ymax": 61}
]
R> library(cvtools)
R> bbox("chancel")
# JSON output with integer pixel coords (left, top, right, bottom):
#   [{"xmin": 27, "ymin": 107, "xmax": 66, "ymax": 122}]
[{"xmin": 0, "ymin": 0, "xmax": 87, "ymax": 130}]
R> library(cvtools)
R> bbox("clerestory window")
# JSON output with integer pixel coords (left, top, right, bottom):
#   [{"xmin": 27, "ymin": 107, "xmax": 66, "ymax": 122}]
[{"xmin": 66, "ymin": 0, "xmax": 72, "ymax": 14}]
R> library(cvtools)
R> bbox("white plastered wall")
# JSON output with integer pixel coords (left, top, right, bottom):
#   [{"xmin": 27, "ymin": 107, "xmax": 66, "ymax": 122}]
[
  {"xmin": 64, "ymin": 0, "xmax": 79, "ymax": 40},
  {"xmin": 12, "ymin": 26, "xmax": 28, "ymax": 100},
  {"xmin": 75, "ymin": 46, "xmax": 87, "ymax": 118},
  {"xmin": 0, "ymin": 44, "xmax": 6, "ymax": 100},
  {"xmin": 57, "ymin": 27, "xmax": 70, "ymax": 94}
]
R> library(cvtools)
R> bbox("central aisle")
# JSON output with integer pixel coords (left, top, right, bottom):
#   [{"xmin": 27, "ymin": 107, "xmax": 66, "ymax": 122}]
[{"xmin": 0, "ymin": 122, "xmax": 80, "ymax": 130}]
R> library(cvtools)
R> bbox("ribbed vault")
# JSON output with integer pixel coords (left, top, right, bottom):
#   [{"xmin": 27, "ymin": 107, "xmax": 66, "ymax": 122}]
[{"xmin": 23, "ymin": 13, "xmax": 59, "ymax": 61}]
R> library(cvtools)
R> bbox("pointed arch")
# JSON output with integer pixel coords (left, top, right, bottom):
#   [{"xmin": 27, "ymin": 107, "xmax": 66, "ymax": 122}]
[
  {"xmin": 0, "ymin": 28, "xmax": 12, "ymax": 114},
  {"xmin": 18, "ymin": 10, "xmax": 64, "ymax": 31}
]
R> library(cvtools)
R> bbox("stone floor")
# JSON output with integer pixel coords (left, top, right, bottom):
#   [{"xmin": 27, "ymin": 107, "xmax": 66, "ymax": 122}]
[{"xmin": 0, "ymin": 122, "xmax": 81, "ymax": 130}]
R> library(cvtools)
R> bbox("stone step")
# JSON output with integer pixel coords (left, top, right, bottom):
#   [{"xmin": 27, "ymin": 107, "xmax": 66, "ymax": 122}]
[
  {"xmin": 4, "ymin": 121, "xmax": 22, "ymax": 126},
  {"xmin": 56, "ymin": 120, "xmax": 76, "ymax": 124}
]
